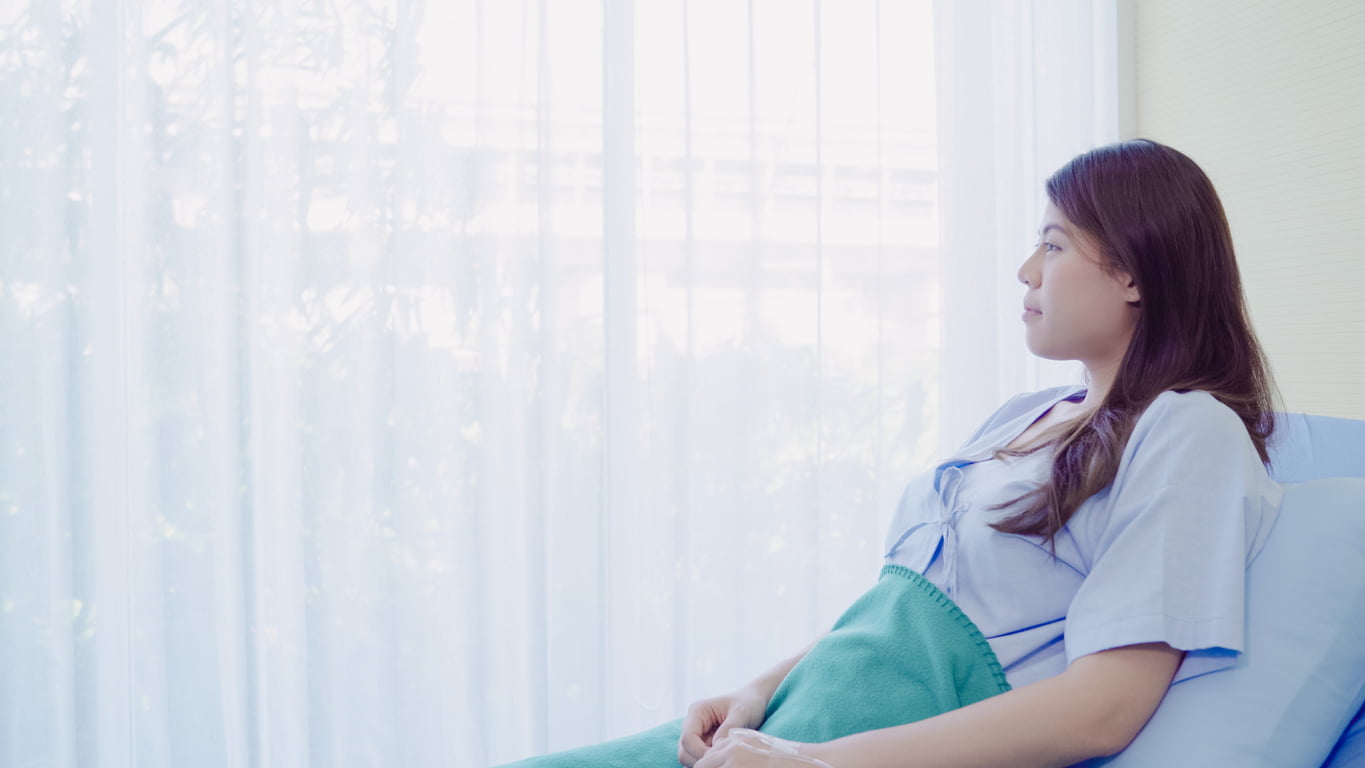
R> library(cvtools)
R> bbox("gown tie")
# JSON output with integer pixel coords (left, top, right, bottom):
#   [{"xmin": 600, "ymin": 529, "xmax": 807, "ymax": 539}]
[{"xmin": 883, "ymin": 462, "xmax": 971, "ymax": 597}]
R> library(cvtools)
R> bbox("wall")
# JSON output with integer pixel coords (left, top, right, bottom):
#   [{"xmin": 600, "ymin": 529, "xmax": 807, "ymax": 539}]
[{"xmin": 1131, "ymin": 0, "xmax": 1365, "ymax": 418}]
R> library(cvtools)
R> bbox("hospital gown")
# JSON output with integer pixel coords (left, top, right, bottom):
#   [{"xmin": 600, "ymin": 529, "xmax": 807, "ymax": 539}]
[{"xmin": 884, "ymin": 385, "xmax": 1284, "ymax": 687}]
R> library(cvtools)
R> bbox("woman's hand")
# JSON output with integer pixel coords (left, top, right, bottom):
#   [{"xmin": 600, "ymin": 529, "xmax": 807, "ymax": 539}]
[
  {"xmin": 693, "ymin": 729, "xmax": 835, "ymax": 768},
  {"xmin": 677, "ymin": 689, "xmax": 770, "ymax": 767}
]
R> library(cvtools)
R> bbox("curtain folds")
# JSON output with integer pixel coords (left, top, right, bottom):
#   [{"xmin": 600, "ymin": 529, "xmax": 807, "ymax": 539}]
[
  {"xmin": 0, "ymin": 1, "xmax": 1117, "ymax": 766},
  {"xmin": 933, "ymin": 0, "xmax": 1123, "ymax": 453}
]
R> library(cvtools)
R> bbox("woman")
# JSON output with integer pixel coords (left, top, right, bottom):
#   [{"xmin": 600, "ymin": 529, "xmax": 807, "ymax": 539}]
[{"xmin": 507, "ymin": 139, "xmax": 1283, "ymax": 768}]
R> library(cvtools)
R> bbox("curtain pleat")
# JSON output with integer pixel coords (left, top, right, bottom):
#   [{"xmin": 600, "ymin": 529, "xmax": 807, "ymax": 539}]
[{"xmin": 0, "ymin": 1, "xmax": 1116, "ymax": 766}]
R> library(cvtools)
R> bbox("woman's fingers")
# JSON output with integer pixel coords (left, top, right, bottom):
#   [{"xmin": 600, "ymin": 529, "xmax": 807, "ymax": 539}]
[
  {"xmin": 694, "ymin": 731, "xmax": 836, "ymax": 768},
  {"xmin": 678, "ymin": 730, "xmax": 710, "ymax": 767},
  {"xmin": 693, "ymin": 736, "xmax": 729, "ymax": 768},
  {"xmin": 713, "ymin": 711, "xmax": 753, "ymax": 744},
  {"xmin": 678, "ymin": 702, "xmax": 721, "ymax": 766},
  {"xmin": 679, "ymin": 693, "xmax": 771, "ymax": 766}
]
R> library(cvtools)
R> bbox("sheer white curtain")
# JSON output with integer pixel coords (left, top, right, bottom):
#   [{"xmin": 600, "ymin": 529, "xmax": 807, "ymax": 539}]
[
  {"xmin": 0, "ymin": 1, "xmax": 1118, "ymax": 766},
  {"xmin": 934, "ymin": 0, "xmax": 1127, "ymax": 452}
]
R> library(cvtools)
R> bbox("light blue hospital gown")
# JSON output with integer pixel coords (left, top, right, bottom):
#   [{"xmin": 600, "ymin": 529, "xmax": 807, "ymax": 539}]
[{"xmin": 884, "ymin": 385, "xmax": 1284, "ymax": 688}]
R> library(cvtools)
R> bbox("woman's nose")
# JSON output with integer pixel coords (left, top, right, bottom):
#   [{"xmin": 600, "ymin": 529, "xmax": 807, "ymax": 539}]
[{"xmin": 1018, "ymin": 247, "xmax": 1040, "ymax": 286}]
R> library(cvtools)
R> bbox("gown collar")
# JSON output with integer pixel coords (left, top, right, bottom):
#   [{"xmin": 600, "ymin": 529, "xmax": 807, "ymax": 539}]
[{"xmin": 933, "ymin": 385, "xmax": 1086, "ymax": 492}]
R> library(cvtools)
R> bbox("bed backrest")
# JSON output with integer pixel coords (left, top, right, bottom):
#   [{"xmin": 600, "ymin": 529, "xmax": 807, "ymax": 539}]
[
  {"xmin": 1268, "ymin": 412, "xmax": 1365, "ymax": 483},
  {"xmin": 1270, "ymin": 412, "xmax": 1365, "ymax": 768}
]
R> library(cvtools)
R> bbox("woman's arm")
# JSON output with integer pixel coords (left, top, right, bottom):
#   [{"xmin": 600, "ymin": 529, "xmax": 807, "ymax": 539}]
[
  {"xmin": 697, "ymin": 644, "xmax": 1181, "ymax": 768},
  {"xmin": 679, "ymin": 636, "xmax": 825, "ymax": 767},
  {"xmin": 799, "ymin": 642, "xmax": 1183, "ymax": 768}
]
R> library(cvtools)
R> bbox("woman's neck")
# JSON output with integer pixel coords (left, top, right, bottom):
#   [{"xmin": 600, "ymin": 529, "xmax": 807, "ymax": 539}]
[{"xmin": 1079, "ymin": 356, "xmax": 1123, "ymax": 410}]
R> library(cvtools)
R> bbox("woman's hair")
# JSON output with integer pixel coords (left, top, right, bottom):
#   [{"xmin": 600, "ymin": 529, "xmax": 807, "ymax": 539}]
[{"xmin": 991, "ymin": 138, "xmax": 1278, "ymax": 543}]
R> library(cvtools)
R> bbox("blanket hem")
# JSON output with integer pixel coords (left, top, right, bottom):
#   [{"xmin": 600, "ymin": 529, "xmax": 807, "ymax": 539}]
[{"xmin": 878, "ymin": 563, "xmax": 1012, "ymax": 693}]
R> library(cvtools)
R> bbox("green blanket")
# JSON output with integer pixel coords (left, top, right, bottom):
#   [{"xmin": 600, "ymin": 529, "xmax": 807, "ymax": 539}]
[{"xmin": 495, "ymin": 564, "xmax": 1010, "ymax": 766}]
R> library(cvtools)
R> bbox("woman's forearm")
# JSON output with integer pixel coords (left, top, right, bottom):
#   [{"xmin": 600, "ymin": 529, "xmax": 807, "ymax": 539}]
[
  {"xmin": 804, "ymin": 643, "xmax": 1182, "ymax": 768},
  {"xmin": 745, "ymin": 636, "xmax": 822, "ymax": 701},
  {"xmin": 806, "ymin": 672, "xmax": 1107, "ymax": 768}
]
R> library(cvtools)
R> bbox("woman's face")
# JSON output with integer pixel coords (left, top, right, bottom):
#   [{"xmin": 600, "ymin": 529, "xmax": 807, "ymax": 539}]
[{"xmin": 1017, "ymin": 202, "xmax": 1141, "ymax": 365}]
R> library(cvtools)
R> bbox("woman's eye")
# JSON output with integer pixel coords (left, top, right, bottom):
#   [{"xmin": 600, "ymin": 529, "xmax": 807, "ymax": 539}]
[{"xmin": 1033, "ymin": 241, "xmax": 1060, "ymax": 253}]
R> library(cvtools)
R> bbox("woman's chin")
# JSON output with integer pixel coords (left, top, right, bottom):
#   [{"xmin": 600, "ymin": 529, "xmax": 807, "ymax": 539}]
[{"xmin": 1023, "ymin": 338, "xmax": 1072, "ymax": 362}]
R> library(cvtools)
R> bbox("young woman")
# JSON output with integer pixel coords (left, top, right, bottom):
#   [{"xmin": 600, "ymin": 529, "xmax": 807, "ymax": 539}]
[{"xmin": 504, "ymin": 139, "xmax": 1283, "ymax": 768}]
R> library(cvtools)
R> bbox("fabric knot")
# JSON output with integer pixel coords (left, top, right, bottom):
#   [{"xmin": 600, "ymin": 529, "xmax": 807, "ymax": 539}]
[
  {"xmin": 883, "ymin": 460, "xmax": 973, "ymax": 597},
  {"xmin": 936, "ymin": 465, "xmax": 968, "ymax": 596}
]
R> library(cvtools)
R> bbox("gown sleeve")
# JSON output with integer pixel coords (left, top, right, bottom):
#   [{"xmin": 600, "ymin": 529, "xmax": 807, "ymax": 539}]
[{"xmin": 1061, "ymin": 390, "xmax": 1283, "ymax": 682}]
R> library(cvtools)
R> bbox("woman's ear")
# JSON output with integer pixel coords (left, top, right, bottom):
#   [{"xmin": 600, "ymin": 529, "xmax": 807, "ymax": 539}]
[{"xmin": 1122, "ymin": 274, "xmax": 1141, "ymax": 306}]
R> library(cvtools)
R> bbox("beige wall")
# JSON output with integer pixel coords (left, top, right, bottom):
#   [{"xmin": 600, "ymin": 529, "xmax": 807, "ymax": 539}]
[{"xmin": 1130, "ymin": 0, "xmax": 1365, "ymax": 419}]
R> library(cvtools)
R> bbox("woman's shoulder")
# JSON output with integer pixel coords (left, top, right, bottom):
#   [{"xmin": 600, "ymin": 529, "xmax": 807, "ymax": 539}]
[
  {"xmin": 1133, "ymin": 389, "xmax": 1248, "ymax": 438},
  {"xmin": 1119, "ymin": 389, "xmax": 1266, "ymax": 478}
]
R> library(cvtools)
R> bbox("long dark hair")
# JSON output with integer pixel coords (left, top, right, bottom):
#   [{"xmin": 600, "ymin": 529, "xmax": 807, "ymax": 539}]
[{"xmin": 991, "ymin": 139, "xmax": 1277, "ymax": 543}]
